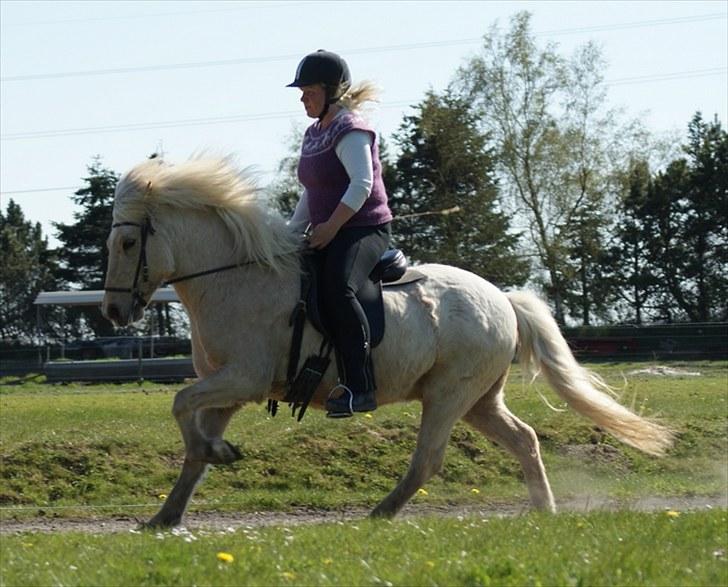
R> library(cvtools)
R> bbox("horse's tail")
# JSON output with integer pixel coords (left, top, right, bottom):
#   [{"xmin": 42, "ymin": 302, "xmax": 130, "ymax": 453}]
[{"xmin": 506, "ymin": 290, "xmax": 675, "ymax": 456}]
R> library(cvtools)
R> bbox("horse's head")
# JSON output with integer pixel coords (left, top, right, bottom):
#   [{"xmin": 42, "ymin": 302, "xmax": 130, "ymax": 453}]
[
  {"xmin": 102, "ymin": 163, "xmax": 174, "ymax": 327},
  {"xmin": 102, "ymin": 155, "xmax": 301, "ymax": 326}
]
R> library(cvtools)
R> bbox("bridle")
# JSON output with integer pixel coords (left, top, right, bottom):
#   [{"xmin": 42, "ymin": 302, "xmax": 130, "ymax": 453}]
[
  {"xmin": 104, "ymin": 218, "xmax": 157, "ymax": 307},
  {"xmin": 104, "ymin": 217, "xmax": 262, "ymax": 306}
]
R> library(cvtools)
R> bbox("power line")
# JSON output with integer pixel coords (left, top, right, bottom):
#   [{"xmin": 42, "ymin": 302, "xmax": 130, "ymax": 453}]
[
  {"xmin": 606, "ymin": 67, "xmax": 727, "ymax": 86},
  {"xmin": 2, "ymin": 65, "xmax": 725, "ymax": 143},
  {"xmin": 2, "ymin": 13, "xmax": 725, "ymax": 82},
  {"xmin": 0, "ymin": 101, "xmax": 416, "ymax": 141},
  {"xmin": 6, "ymin": 2, "xmax": 306, "ymax": 27},
  {"xmin": 0, "ymin": 186, "xmax": 79, "ymax": 195}
]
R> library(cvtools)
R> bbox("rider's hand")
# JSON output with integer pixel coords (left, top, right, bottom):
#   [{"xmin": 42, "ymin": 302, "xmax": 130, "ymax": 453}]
[{"xmin": 308, "ymin": 221, "xmax": 339, "ymax": 249}]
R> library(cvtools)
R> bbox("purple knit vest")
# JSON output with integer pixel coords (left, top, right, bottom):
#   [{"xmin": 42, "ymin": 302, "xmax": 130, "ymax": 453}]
[{"xmin": 297, "ymin": 111, "xmax": 392, "ymax": 227}]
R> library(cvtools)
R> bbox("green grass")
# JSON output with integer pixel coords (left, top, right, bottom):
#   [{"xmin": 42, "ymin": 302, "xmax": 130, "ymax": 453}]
[
  {"xmin": 1, "ymin": 511, "xmax": 726, "ymax": 586},
  {"xmin": 0, "ymin": 361, "xmax": 726, "ymax": 520}
]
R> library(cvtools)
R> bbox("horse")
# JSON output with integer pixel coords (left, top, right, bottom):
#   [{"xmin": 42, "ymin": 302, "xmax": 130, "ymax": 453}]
[{"xmin": 102, "ymin": 156, "xmax": 674, "ymax": 528}]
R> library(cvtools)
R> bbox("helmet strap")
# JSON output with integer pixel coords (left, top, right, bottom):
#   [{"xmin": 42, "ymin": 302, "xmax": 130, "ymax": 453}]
[{"xmin": 318, "ymin": 101, "xmax": 330, "ymax": 121}]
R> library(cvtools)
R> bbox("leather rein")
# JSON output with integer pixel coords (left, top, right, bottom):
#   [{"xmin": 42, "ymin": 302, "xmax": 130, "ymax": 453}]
[{"xmin": 103, "ymin": 218, "xmax": 259, "ymax": 305}]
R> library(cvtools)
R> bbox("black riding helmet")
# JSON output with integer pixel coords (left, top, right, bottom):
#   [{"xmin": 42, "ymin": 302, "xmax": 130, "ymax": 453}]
[{"xmin": 287, "ymin": 50, "xmax": 352, "ymax": 119}]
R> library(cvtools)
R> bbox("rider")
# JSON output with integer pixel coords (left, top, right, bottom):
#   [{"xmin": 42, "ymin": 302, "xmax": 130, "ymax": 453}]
[{"xmin": 288, "ymin": 49, "xmax": 393, "ymax": 418}]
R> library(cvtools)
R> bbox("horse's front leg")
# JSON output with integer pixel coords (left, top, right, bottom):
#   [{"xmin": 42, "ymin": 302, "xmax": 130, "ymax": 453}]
[
  {"xmin": 172, "ymin": 367, "xmax": 264, "ymax": 464},
  {"xmin": 146, "ymin": 405, "xmax": 240, "ymax": 529}
]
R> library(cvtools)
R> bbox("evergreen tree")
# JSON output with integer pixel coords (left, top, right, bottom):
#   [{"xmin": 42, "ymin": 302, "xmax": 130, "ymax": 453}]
[
  {"xmin": 0, "ymin": 200, "xmax": 60, "ymax": 341},
  {"xmin": 607, "ymin": 114, "xmax": 728, "ymax": 323},
  {"xmin": 268, "ymin": 125, "xmax": 304, "ymax": 218},
  {"xmin": 389, "ymin": 90, "xmax": 528, "ymax": 287},
  {"xmin": 641, "ymin": 114, "xmax": 728, "ymax": 322},
  {"xmin": 604, "ymin": 160, "xmax": 660, "ymax": 324},
  {"xmin": 55, "ymin": 157, "xmax": 117, "ymax": 289},
  {"xmin": 54, "ymin": 157, "xmax": 118, "ymax": 336},
  {"xmin": 682, "ymin": 113, "xmax": 728, "ymax": 320}
]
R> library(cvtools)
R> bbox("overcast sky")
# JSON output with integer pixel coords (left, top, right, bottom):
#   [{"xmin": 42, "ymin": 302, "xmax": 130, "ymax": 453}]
[{"xmin": 1, "ymin": 0, "xmax": 726, "ymax": 247}]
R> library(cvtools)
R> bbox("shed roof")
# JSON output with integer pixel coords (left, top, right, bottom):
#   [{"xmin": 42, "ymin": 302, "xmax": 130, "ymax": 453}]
[{"xmin": 34, "ymin": 288, "xmax": 180, "ymax": 307}]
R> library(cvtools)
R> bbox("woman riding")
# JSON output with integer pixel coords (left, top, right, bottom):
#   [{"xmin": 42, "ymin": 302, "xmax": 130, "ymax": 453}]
[{"xmin": 287, "ymin": 49, "xmax": 393, "ymax": 418}]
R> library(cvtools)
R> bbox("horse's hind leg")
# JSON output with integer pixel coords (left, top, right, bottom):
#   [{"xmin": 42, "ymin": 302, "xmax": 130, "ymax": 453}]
[
  {"xmin": 463, "ymin": 376, "xmax": 556, "ymax": 512},
  {"xmin": 146, "ymin": 406, "xmax": 238, "ymax": 528},
  {"xmin": 371, "ymin": 394, "xmax": 465, "ymax": 519}
]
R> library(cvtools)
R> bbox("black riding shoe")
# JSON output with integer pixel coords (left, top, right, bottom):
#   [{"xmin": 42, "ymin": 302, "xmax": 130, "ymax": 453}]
[{"xmin": 325, "ymin": 385, "xmax": 377, "ymax": 418}]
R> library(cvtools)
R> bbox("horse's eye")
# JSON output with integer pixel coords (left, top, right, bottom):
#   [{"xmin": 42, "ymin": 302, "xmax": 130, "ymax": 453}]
[{"xmin": 122, "ymin": 239, "xmax": 136, "ymax": 252}]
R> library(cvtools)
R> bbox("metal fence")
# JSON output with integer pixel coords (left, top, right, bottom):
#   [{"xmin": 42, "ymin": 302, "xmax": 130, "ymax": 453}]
[{"xmin": 1, "ymin": 323, "xmax": 726, "ymax": 383}]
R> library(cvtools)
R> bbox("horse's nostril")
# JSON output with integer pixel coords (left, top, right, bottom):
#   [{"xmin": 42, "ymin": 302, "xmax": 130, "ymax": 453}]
[{"xmin": 105, "ymin": 304, "xmax": 121, "ymax": 323}]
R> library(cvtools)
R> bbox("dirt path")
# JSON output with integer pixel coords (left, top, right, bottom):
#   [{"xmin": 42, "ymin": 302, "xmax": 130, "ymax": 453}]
[{"xmin": 1, "ymin": 495, "xmax": 725, "ymax": 535}]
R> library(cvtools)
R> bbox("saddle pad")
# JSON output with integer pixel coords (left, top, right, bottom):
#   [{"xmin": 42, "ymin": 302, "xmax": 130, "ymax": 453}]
[{"xmin": 383, "ymin": 268, "xmax": 427, "ymax": 288}]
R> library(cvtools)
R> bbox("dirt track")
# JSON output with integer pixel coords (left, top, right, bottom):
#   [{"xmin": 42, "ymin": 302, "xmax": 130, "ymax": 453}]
[{"xmin": 1, "ymin": 495, "xmax": 725, "ymax": 535}]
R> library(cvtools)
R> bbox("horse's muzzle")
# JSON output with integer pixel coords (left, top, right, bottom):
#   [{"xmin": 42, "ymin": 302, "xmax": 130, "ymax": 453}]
[{"xmin": 102, "ymin": 301, "xmax": 125, "ymax": 327}]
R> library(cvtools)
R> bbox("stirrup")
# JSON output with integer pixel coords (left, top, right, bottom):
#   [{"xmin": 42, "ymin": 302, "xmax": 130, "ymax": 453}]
[{"xmin": 326, "ymin": 384, "xmax": 354, "ymax": 418}]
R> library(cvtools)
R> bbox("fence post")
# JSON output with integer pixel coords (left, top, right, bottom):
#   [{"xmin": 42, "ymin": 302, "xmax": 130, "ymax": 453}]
[{"xmin": 137, "ymin": 337, "xmax": 144, "ymax": 384}]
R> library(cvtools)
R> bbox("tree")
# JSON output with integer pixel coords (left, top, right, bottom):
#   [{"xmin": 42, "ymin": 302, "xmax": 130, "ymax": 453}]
[
  {"xmin": 605, "ymin": 114, "xmax": 727, "ymax": 323},
  {"xmin": 457, "ymin": 11, "xmax": 645, "ymax": 324},
  {"xmin": 388, "ymin": 90, "xmax": 529, "ymax": 287},
  {"xmin": 681, "ymin": 113, "xmax": 728, "ymax": 321},
  {"xmin": 267, "ymin": 125, "xmax": 304, "ymax": 218},
  {"xmin": 639, "ymin": 114, "xmax": 728, "ymax": 322},
  {"xmin": 0, "ymin": 200, "xmax": 60, "ymax": 341},
  {"xmin": 603, "ymin": 160, "xmax": 660, "ymax": 324},
  {"xmin": 53, "ymin": 157, "xmax": 118, "ymax": 336}
]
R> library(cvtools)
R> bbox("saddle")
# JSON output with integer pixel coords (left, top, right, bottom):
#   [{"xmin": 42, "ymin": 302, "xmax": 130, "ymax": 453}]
[
  {"xmin": 270, "ymin": 248, "xmax": 419, "ymax": 420},
  {"xmin": 304, "ymin": 247, "xmax": 410, "ymax": 347}
]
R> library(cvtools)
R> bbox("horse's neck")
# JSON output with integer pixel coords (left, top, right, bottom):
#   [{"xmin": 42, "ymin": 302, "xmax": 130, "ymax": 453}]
[
  {"xmin": 167, "ymin": 210, "xmax": 237, "ymax": 281},
  {"xmin": 165, "ymin": 210, "xmax": 298, "ymax": 355}
]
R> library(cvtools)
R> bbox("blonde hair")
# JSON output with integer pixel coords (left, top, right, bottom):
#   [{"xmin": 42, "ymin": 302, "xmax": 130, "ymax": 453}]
[{"xmin": 338, "ymin": 80, "xmax": 380, "ymax": 112}]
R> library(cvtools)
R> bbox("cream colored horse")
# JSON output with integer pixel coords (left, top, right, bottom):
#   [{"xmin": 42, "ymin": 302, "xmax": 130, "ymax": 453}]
[{"xmin": 102, "ymin": 157, "xmax": 673, "ymax": 528}]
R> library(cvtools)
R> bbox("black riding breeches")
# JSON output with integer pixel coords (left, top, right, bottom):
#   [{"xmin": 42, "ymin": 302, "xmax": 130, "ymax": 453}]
[{"xmin": 312, "ymin": 223, "xmax": 391, "ymax": 394}]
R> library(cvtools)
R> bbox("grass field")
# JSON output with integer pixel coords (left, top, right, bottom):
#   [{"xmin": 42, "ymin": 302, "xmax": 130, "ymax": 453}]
[
  {"xmin": 1, "ymin": 360, "xmax": 727, "ymax": 585},
  {"xmin": 1, "ymin": 511, "xmax": 726, "ymax": 586},
  {"xmin": 1, "ymin": 361, "xmax": 726, "ymax": 519}
]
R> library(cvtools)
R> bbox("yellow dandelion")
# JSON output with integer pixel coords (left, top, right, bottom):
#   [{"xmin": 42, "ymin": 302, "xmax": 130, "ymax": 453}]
[
  {"xmin": 322, "ymin": 558, "xmax": 333, "ymax": 565},
  {"xmin": 364, "ymin": 413, "xmax": 373, "ymax": 419},
  {"xmin": 665, "ymin": 510, "xmax": 680, "ymax": 518},
  {"xmin": 425, "ymin": 561, "xmax": 435, "ymax": 569},
  {"xmin": 417, "ymin": 488, "xmax": 429, "ymax": 496},
  {"xmin": 217, "ymin": 552, "xmax": 234, "ymax": 563},
  {"xmin": 281, "ymin": 571, "xmax": 296, "ymax": 580},
  {"xmin": 470, "ymin": 488, "xmax": 480, "ymax": 494},
  {"xmin": 158, "ymin": 494, "xmax": 168, "ymax": 500}
]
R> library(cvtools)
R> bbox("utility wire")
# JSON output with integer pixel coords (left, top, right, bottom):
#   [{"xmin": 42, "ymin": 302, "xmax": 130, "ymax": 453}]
[
  {"xmin": 2, "ymin": 66, "xmax": 725, "ymax": 143},
  {"xmin": 6, "ymin": 1, "xmax": 306, "ymax": 27},
  {"xmin": 2, "ymin": 13, "xmax": 725, "ymax": 82},
  {"xmin": 0, "ymin": 186, "xmax": 79, "ymax": 195},
  {"xmin": 0, "ymin": 101, "xmax": 416, "ymax": 141}
]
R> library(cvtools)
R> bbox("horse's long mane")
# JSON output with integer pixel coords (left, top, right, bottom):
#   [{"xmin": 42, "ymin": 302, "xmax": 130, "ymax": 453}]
[{"xmin": 113, "ymin": 156, "xmax": 301, "ymax": 274}]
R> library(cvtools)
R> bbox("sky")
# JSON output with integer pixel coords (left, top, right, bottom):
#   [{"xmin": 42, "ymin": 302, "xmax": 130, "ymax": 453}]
[{"xmin": 1, "ymin": 0, "xmax": 726, "ymax": 247}]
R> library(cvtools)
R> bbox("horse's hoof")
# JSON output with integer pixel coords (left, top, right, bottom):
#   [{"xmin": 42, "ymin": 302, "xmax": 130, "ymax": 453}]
[
  {"xmin": 205, "ymin": 440, "xmax": 243, "ymax": 465},
  {"xmin": 140, "ymin": 514, "xmax": 181, "ymax": 530},
  {"xmin": 225, "ymin": 440, "xmax": 243, "ymax": 461},
  {"xmin": 369, "ymin": 506, "xmax": 396, "ymax": 520}
]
